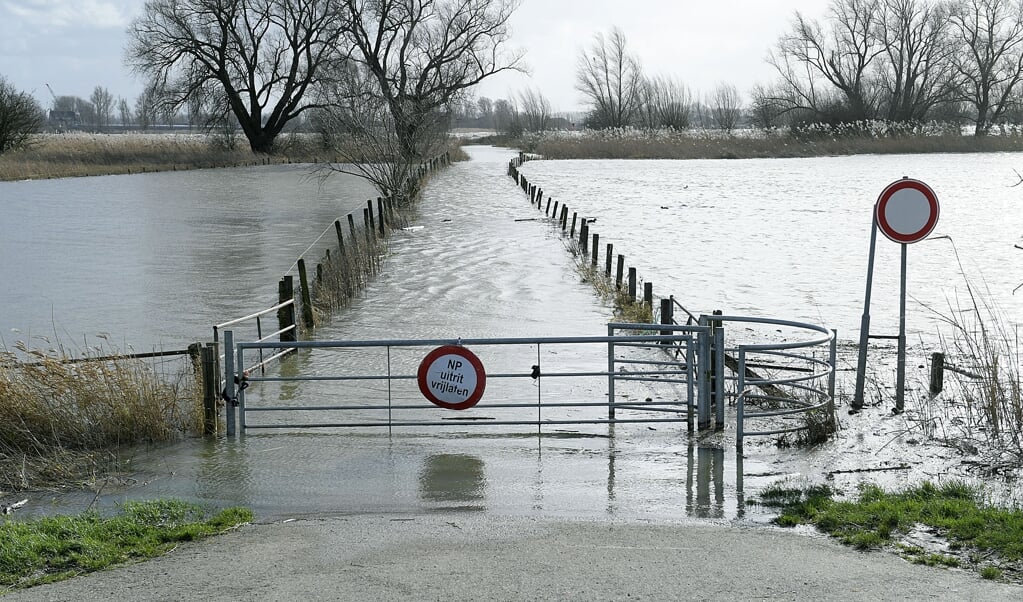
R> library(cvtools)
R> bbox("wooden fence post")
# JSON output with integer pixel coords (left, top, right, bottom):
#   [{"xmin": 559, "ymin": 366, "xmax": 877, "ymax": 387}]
[
  {"xmin": 605, "ymin": 243, "xmax": 613, "ymax": 276},
  {"xmin": 278, "ymin": 276, "xmax": 296, "ymax": 342},
  {"xmin": 580, "ymin": 221, "xmax": 589, "ymax": 253},
  {"xmin": 628, "ymin": 267, "xmax": 637, "ymax": 301},
  {"xmin": 377, "ymin": 197, "xmax": 386, "ymax": 236},
  {"xmin": 199, "ymin": 344, "xmax": 218, "ymax": 435},
  {"xmin": 644, "ymin": 281, "xmax": 653, "ymax": 309},
  {"xmin": 348, "ymin": 213, "xmax": 357, "ymax": 241},
  {"xmin": 366, "ymin": 200, "xmax": 375, "ymax": 233},
  {"xmin": 929, "ymin": 352, "xmax": 944, "ymax": 395},
  {"xmin": 297, "ymin": 259, "xmax": 315, "ymax": 328},
  {"xmin": 545, "ymin": 198, "xmax": 552, "ymax": 215},
  {"xmin": 570, "ymin": 212, "xmax": 578, "ymax": 238},
  {"xmin": 591, "ymin": 233, "xmax": 599, "ymax": 266},
  {"xmin": 334, "ymin": 220, "xmax": 346, "ymax": 257},
  {"xmin": 660, "ymin": 298, "xmax": 673, "ymax": 343},
  {"xmin": 616, "ymin": 255, "xmax": 625, "ymax": 289}
]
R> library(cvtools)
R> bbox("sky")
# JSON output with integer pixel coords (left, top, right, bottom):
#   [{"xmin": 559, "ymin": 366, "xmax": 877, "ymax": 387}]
[{"xmin": 0, "ymin": 0, "xmax": 829, "ymax": 115}]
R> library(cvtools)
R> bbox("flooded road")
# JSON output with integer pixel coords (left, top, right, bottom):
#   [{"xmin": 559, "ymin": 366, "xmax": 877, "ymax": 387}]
[{"xmin": 7, "ymin": 146, "xmax": 1022, "ymax": 523}]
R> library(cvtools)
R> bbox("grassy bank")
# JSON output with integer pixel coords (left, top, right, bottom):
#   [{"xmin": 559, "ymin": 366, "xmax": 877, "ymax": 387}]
[
  {"xmin": 0, "ymin": 133, "xmax": 333, "ymax": 181},
  {"xmin": 758, "ymin": 481, "xmax": 1023, "ymax": 583},
  {"xmin": 505, "ymin": 124, "xmax": 1023, "ymax": 160},
  {"xmin": 0, "ymin": 500, "xmax": 252, "ymax": 591}
]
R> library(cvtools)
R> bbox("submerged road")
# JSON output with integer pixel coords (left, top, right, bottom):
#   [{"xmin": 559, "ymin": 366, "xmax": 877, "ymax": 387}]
[
  {"xmin": 5, "ymin": 513, "xmax": 1022, "ymax": 601},
  {"xmin": 9, "ymin": 148, "xmax": 1022, "ymax": 600}
]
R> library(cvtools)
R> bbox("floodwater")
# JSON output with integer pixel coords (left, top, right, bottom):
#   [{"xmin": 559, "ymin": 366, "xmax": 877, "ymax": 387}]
[
  {"xmin": 4, "ymin": 146, "xmax": 1022, "ymax": 522},
  {"xmin": 0, "ymin": 164, "xmax": 377, "ymax": 351}
]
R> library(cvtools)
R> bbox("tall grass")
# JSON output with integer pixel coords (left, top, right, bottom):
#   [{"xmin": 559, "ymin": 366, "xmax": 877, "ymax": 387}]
[
  {"xmin": 516, "ymin": 122, "xmax": 1023, "ymax": 160},
  {"xmin": 0, "ymin": 133, "xmax": 335, "ymax": 181},
  {"xmin": 0, "ymin": 339, "xmax": 200, "ymax": 490},
  {"xmin": 918, "ymin": 239, "xmax": 1023, "ymax": 471}
]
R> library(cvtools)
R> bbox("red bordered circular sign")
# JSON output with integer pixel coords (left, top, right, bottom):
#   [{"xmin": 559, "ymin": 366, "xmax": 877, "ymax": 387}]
[
  {"xmin": 874, "ymin": 178, "xmax": 940, "ymax": 244},
  {"xmin": 417, "ymin": 345, "xmax": 487, "ymax": 410}
]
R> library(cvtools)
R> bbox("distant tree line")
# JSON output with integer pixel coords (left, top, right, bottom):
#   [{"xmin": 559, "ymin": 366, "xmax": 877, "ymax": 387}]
[{"xmin": 564, "ymin": 0, "xmax": 1023, "ymax": 137}]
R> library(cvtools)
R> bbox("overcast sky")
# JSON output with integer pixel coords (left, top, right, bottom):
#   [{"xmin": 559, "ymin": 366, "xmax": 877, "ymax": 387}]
[{"xmin": 1, "ymin": 0, "xmax": 829, "ymax": 113}]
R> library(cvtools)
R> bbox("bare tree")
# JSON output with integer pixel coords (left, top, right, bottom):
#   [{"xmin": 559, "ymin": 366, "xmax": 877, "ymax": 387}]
[
  {"xmin": 127, "ymin": 0, "xmax": 352, "ymax": 153},
  {"xmin": 517, "ymin": 87, "xmax": 552, "ymax": 132},
  {"xmin": 948, "ymin": 0, "xmax": 1023, "ymax": 136},
  {"xmin": 339, "ymin": 0, "xmax": 522, "ymax": 166},
  {"xmin": 710, "ymin": 83, "xmax": 743, "ymax": 132},
  {"xmin": 0, "ymin": 77, "xmax": 44, "ymax": 154},
  {"xmin": 875, "ymin": 0, "xmax": 957, "ymax": 122},
  {"xmin": 477, "ymin": 96, "xmax": 494, "ymax": 128},
  {"xmin": 748, "ymin": 83, "xmax": 794, "ymax": 129},
  {"xmin": 90, "ymin": 86, "xmax": 115, "ymax": 130},
  {"xmin": 576, "ymin": 27, "xmax": 645, "ymax": 129},
  {"xmin": 770, "ymin": 0, "xmax": 886, "ymax": 122},
  {"xmin": 646, "ymin": 76, "xmax": 692, "ymax": 130},
  {"xmin": 118, "ymin": 97, "xmax": 132, "ymax": 128}
]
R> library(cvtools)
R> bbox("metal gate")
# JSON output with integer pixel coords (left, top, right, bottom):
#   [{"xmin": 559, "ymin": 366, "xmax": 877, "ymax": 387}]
[{"xmin": 220, "ymin": 316, "xmax": 836, "ymax": 445}]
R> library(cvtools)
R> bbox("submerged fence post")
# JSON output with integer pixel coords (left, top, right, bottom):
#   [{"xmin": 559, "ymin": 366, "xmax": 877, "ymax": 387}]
[
  {"xmin": 377, "ymin": 197, "xmax": 386, "ymax": 236},
  {"xmin": 644, "ymin": 281, "xmax": 653, "ymax": 310},
  {"xmin": 580, "ymin": 221, "xmax": 589, "ymax": 254},
  {"xmin": 660, "ymin": 299, "xmax": 673, "ymax": 343},
  {"xmin": 929, "ymin": 352, "xmax": 944, "ymax": 395},
  {"xmin": 591, "ymin": 233, "xmax": 599, "ymax": 266},
  {"xmin": 200, "ymin": 344, "xmax": 218, "ymax": 435},
  {"xmin": 348, "ymin": 213, "xmax": 357, "ymax": 241},
  {"xmin": 334, "ymin": 220, "xmax": 346, "ymax": 258},
  {"xmin": 616, "ymin": 255, "xmax": 625, "ymax": 289},
  {"xmin": 605, "ymin": 244, "xmax": 613, "ymax": 276},
  {"xmin": 297, "ymin": 258, "xmax": 315, "ymax": 328},
  {"xmin": 628, "ymin": 267, "xmax": 637, "ymax": 301},
  {"xmin": 278, "ymin": 276, "xmax": 296, "ymax": 342}
]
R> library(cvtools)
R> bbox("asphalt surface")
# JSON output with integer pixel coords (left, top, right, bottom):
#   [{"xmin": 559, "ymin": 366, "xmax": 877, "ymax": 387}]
[{"xmin": 5, "ymin": 513, "xmax": 1022, "ymax": 601}]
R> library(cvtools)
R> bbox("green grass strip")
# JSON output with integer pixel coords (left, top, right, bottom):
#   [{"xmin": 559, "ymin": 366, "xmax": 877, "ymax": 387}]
[
  {"xmin": 0, "ymin": 499, "xmax": 252, "ymax": 591},
  {"xmin": 757, "ymin": 480, "xmax": 1023, "ymax": 580}
]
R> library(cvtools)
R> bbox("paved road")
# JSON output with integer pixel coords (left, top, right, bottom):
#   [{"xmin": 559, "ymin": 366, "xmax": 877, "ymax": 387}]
[{"xmin": 6, "ymin": 513, "xmax": 1022, "ymax": 601}]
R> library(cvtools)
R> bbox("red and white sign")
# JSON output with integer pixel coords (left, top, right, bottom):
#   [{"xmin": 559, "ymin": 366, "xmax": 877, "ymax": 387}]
[
  {"xmin": 417, "ymin": 345, "xmax": 486, "ymax": 410},
  {"xmin": 874, "ymin": 178, "xmax": 940, "ymax": 244}
]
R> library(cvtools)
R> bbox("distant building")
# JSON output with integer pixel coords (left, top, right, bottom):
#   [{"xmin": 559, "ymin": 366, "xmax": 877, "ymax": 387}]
[{"xmin": 48, "ymin": 110, "xmax": 80, "ymax": 130}]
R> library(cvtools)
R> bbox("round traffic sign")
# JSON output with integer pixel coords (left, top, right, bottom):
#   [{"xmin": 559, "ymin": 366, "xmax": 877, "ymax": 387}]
[
  {"xmin": 874, "ymin": 178, "xmax": 939, "ymax": 244},
  {"xmin": 417, "ymin": 345, "xmax": 487, "ymax": 410}
]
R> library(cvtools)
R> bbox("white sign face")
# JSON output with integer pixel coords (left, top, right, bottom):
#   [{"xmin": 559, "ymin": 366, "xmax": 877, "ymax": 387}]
[
  {"xmin": 874, "ymin": 179, "xmax": 939, "ymax": 244},
  {"xmin": 882, "ymin": 188, "xmax": 931, "ymax": 236},
  {"xmin": 417, "ymin": 345, "xmax": 487, "ymax": 410},
  {"xmin": 423, "ymin": 353, "xmax": 479, "ymax": 404}
]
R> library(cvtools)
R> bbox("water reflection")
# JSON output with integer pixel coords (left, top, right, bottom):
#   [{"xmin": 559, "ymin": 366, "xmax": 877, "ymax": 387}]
[{"xmin": 418, "ymin": 453, "xmax": 486, "ymax": 511}]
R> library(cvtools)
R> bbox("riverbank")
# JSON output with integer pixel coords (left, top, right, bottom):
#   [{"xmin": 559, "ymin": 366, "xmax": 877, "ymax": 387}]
[
  {"xmin": 493, "ymin": 124, "xmax": 1023, "ymax": 160},
  {"xmin": 0, "ymin": 133, "xmax": 352, "ymax": 181}
]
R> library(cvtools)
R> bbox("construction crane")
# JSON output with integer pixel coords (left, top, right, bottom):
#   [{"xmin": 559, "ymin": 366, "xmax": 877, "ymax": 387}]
[{"xmin": 44, "ymin": 83, "xmax": 78, "ymax": 131}]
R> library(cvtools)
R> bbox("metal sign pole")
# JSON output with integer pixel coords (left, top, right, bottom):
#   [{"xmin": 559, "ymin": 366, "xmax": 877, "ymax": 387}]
[
  {"xmin": 895, "ymin": 243, "xmax": 908, "ymax": 414},
  {"xmin": 853, "ymin": 219, "xmax": 879, "ymax": 410}
]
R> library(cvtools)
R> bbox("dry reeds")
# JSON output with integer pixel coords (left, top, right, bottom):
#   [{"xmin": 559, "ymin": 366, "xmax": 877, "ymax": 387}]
[
  {"xmin": 0, "ymin": 132, "xmax": 336, "ymax": 181},
  {"xmin": 920, "ymin": 240, "xmax": 1023, "ymax": 470},
  {"xmin": 518, "ymin": 123, "xmax": 1023, "ymax": 160},
  {"xmin": 0, "ymin": 339, "xmax": 199, "ymax": 490}
]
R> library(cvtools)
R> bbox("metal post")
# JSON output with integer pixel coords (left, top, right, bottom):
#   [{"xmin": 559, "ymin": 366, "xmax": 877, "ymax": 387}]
[
  {"xmin": 697, "ymin": 316, "xmax": 712, "ymax": 430},
  {"xmin": 895, "ymin": 243, "xmax": 907, "ymax": 414},
  {"xmin": 853, "ymin": 219, "xmax": 879, "ymax": 409},
  {"xmin": 737, "ymin": 349, "xmax": 746, "ymax": 448},
  {"xmin": 714, "ymin": 316, "xmax": 725, "ymax": 430},
  {"xmin": 607, "ymin": 324, "xmax": 616, "ymax": 419},
  {"xmin": 224, "ymin": 329, "xmax": 236, "ymax": 436},
  {"xmin": 829, "ymin": 329, "xmax": 838, "ymax": 413}
]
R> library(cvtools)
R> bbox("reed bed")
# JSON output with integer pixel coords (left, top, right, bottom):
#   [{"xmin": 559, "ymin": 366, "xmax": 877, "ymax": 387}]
[
  {"xmin": 0, "ymin": 133, "xmax": 334, "ymax": 181},
  {"xmin": 518, "ymin": 123, "xmax": 1023, "ymax": 160},
  {"xmin": 0, "ymin": 339, "xmax": 200, "ymax": 491},
  {"xmin": 923, "ymin": 286, "xmax": 1023, "ymax": 473}
]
